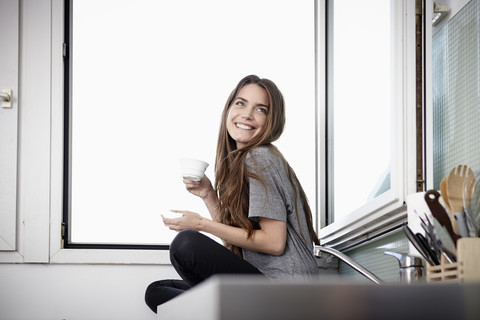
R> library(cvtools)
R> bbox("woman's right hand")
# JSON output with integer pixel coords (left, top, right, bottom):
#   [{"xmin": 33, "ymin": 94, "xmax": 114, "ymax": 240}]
[{"xmin": 183, "ymin": 175, "xmax": 214, "ymax": 200}]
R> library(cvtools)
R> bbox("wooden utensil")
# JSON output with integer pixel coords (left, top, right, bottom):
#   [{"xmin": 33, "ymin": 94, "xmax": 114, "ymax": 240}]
[
  {"xmin": 447, "ymin": 165, "xmax": 474, "ymax": 233},
  {"xmin": 440, "ymin": 177, "xmax": 451, "ymax": 212},
  {"xmin": 462, "ymin": 173, "xmax": 475, "ymax": 207},
  {"xmin": 463, "ymin": 172, "xmax": 480, "ymax": 236},
  {"xmin": 424, "ymin": 190, "xmax": 460, "ymax": 246}
]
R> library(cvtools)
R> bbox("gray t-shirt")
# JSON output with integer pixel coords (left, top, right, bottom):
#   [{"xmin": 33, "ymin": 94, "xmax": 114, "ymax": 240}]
[{"xmin": 242, "ymin": 146, "xmax": 319, "ymax": 279}]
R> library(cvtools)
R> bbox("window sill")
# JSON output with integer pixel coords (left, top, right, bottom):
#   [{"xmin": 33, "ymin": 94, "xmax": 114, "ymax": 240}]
[
  {"xmin": 49, "ymin": 248, "xmax": 171, "ymax": 265},
  {"xmin": 318, "ymin": 191, "xmax": 407, "ymax": 250}
]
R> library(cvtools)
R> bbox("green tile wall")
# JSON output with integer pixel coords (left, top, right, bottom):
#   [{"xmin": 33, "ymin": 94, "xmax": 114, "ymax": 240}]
[
  {"xmin": 433, "ymin": 0, "xmax": 480, "ymax": 187},
  {"xmin": 338, "ymin": 230, "xmax": 409, "ymax": 283}
]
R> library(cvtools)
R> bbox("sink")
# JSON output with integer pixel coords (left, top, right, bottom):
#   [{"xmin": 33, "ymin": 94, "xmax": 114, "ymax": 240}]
[{"xmin": 156, "ymin": 275, "xmax": 480, "ymax": 320}]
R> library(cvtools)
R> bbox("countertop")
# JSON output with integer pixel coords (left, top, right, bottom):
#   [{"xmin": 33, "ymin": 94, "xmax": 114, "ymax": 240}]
[{"xmin": 157, "ymin": 275, "xmax": 480, "ymax": 320}]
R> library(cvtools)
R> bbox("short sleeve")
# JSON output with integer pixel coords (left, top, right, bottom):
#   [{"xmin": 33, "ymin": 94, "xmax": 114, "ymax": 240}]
[{"xmin": 246, "ymin": 148, "xmax": 289, "ymax": 222}]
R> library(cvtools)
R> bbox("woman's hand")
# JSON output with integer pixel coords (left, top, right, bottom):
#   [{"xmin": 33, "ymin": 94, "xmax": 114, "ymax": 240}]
[
  {"xmin": 183, "ymin": 175, "xmax": 214, "ymax": 200},
  {"xmin": 162, "ymin": 210, "xmax": 205, "ymax": 232},
  {"xmin": 163, "ymin": 210, "xmax": 287, "ymax": 255},
  {"xmin": 184, "ymin": 175, "xmax": 221, "ymax": 222}
]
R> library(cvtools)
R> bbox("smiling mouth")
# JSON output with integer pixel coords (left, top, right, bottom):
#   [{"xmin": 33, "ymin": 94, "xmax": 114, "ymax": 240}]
[{"xmin": 236, "ymin": 123, "xmax": 254, "ymax": 130}]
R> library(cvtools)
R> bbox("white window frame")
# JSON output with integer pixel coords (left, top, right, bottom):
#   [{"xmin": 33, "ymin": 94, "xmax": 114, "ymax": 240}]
[
  {"xmin": 316, "ymin": 0, "xmax": 420, "ymax": 249},
  {"xmin": 63, "ymin": 0, "xmax": 316, "ymax": 248},
  {"xmin": 50, "ymin": 0, "xmax": 316, "ymax": 264},
  {"xmin": 49, "ymin": 0, "xmax": 168, "ymax": 264},
  {"xmin": 0, "ymin": 0, "xmax": 57, "ymax": 263},
  {"xmin": 0, "ymin": 0, "xmax": 168, "ymax": 265},
  {"xmin": 425, "ymin": 0, "xmax": 434, "ymax": 193},
  {"xmin": 0, "ymin": 0, "xmax": 19, "ymax": 253}
]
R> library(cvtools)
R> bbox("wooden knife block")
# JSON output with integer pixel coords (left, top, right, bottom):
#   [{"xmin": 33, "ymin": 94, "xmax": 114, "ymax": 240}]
[{"xmin": 426, "ymin": 238, "xmax": 480, "ymax": 283}]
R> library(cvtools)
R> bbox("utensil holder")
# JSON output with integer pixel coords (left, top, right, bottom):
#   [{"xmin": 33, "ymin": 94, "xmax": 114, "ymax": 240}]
[{"xmin": 426, "ymin": 238, "xmax": 480, "ymax": 283}]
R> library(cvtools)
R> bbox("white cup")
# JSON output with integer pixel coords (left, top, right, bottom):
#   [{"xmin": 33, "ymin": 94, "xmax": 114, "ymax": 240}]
[{"xmin": 179, "ymin": 158, "xmax": 209, "ymax": 181}]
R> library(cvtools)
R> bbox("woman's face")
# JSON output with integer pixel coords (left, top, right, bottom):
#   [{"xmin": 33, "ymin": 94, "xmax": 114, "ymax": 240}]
[{"xmin": 226, "ymin": 84, "xmax": 270, "ymax": 149}]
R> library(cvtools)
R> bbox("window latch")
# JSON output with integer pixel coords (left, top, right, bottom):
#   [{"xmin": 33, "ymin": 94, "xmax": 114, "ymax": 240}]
[{"xmin": 0, "ymin": 89, "xmax": 12, "ymax": 108}]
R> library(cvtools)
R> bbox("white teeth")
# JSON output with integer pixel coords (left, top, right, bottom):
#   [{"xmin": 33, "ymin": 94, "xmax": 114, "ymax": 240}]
[{"xmin": 236, "ymin": 123, "xmax": 253, "ymax": 130}]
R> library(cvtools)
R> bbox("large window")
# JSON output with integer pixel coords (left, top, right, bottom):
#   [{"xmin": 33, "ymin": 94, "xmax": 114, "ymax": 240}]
[
  {"xmin": 64, "ymin": 0, "xmax": 315, "ymax": 247},
  {"xmin": 318, "ymin": 0, "xmax": 415, "ymax": 247},
  {"xmin": 328, "ymin": 0, "xmax": 392, "ymax": 222}
]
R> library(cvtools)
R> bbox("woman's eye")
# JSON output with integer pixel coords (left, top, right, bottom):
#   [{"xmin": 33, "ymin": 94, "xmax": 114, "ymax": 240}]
[
  {"xmin": 257, "ymin": 107, "xmax": 268, "ymax": 114},
  {"xmin": 235, "ymin": 101, "xmax": 244, "ymax": 107}
]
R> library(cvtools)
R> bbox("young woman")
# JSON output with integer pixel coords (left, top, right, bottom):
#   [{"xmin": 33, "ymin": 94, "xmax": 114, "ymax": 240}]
[{"xmin": 145, "ymin": 75, "xmax": 320, "ymax": 313}]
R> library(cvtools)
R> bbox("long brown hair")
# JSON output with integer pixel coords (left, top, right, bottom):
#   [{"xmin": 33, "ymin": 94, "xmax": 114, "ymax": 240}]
[{"xmin": 214, "ymin": 75, "xmax": 319, "ymax": 256}]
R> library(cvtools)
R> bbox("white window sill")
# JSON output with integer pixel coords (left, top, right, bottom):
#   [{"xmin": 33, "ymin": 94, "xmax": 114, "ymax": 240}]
[
  {"xmin": 49, "ymin": 248, "xmax": 171, "ymax": 264},
  {"xmin": 318, "ymin": 191, "xmax": 407, "ymax": 249}
]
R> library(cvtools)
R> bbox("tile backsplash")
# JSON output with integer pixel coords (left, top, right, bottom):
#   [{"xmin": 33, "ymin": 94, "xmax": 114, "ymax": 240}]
[
  {"xmin": 338, "ymin": 230, "xmax": 410, "ymax": 283},
  {"xmin": 433, "ymin": 0, "xmax": 480, "ymax": 186}
]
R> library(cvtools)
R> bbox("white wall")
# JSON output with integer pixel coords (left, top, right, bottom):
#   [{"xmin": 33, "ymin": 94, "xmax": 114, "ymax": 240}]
[{"xmin": 0, "ymin": 264, "xmax": 178, "ymax": 320}]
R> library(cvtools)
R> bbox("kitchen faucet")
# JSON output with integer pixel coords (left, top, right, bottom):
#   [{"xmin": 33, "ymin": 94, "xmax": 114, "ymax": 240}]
[
  {"xmin": 314, "ymin": 245, "xmax": 426, "ymax": 284},
  {"xmin": 314, "ymin": 245, "xmax": 384, "ymax": 284}
]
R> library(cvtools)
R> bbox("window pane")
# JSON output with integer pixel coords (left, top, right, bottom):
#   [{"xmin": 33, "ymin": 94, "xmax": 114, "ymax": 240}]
[
  {"xmin": 69, "ymin": 0, "xmax": 315, "ymax": 245},
  {"xmin": 329, "ymin": 0, "xmax": 392, "ymax": 222}
]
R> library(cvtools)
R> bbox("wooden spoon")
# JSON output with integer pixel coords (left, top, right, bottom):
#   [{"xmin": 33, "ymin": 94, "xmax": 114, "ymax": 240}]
[
  {"xmin": 462, "ymin": 173, "xmax": 475, "ymax": 209},
  {"xmin": 462, "ymin": 172, "xmax": 478, "ymax": 235},
  {"xmin": 424, "ymin": 189, "xmax": 460, "ymax": 246},
  {"xmin": 446, "ymin": 165, "xmax": 474, "ymax": 234},
  {"xmin": 440, "ymin": 177, "xmax": 451, "ymax": 212}
]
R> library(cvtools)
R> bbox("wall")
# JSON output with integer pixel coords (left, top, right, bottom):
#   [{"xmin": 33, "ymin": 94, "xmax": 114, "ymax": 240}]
[
  {"xmin": 338, "ymin": 230, "xmax": 409, "ymax": 282},
  {"xmin": 432, "ymin": 0, "xmax": 480, "ymax": 186},
  {"xmin": 0, "ymin": 264, "xmax": 177, "ymax": 320}
]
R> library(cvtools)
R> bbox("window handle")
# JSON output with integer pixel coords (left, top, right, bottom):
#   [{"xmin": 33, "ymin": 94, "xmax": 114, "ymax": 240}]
[{"xmin": 1, "ymin": 89, "xmax": 12, "ymax": 108}]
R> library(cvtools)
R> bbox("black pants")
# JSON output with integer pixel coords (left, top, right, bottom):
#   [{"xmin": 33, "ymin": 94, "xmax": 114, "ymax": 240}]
[{"xmin": 145, "ymin": 229, "xmax": 264, "ymax": 313}]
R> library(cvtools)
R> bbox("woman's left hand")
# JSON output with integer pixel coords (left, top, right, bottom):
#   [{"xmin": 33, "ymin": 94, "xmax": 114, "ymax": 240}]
[{"xmin": 162, "ymin": 210, "xmax": 204, "ymax": 232}]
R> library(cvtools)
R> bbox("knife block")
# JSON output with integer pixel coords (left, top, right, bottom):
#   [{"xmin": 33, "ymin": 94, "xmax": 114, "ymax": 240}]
[{"xmin": 426, "ymin": 238, "xmax": 480, "ymax": 283}]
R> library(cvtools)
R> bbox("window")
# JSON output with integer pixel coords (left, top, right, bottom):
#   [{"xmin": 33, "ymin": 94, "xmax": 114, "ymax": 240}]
[
  {"xmin": 64, "ymin": 0, "xmax": 316, "ymax": 247},
  {"xmin": 328, "ymin": 0, "xmax": 392, "ymax": 222},
  {"xmin": 318, "ymin": 0, "xmax": 417, "ymax": 247},
  {"xmin": 0, "ymin": 0, "xmax": 423, "ymax": 265}
]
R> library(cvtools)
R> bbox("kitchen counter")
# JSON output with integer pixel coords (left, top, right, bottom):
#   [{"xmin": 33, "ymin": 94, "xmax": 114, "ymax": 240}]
[{"xmin": 156, "ymin": 275, "xmax": 480, "ymax": 320}]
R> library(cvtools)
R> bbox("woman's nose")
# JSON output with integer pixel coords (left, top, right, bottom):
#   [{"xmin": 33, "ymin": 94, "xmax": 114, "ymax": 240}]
[{"xmin": 241, "ymin": 107, "xmax": 253, "ymax": 119}]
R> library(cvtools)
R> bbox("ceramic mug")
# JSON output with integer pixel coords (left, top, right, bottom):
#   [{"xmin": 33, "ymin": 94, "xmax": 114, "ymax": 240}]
[{"xmin": 179, "ymin": 158, "xmax": 209, "ymax": 181}]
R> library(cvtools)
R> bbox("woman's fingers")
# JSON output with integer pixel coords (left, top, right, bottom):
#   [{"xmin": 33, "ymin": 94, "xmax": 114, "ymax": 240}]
[
  {"xmin": 183, "ymin": 179, "xmax": 203, "ymax": 196},
  {"xmin": 161, "ymin": 210, "xmax": 201, "ymax": 232},
  {"xmin": 183, "ymin": 179, "xmax": 200, "ymax": 187},
  {"xmin": 162, "ymin": 215, "xmax": 181, "ymax": 231},
  {"xmin": 183, "ymin": 175, "xmax": 213, "ymax": 198}
]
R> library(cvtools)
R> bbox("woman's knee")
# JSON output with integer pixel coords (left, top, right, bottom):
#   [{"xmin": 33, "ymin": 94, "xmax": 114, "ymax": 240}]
[
  {"xmin": 170, "ymin": 230, "xmax": 202, "ymax": 255},
  {"xmin": 169, "ymin": 230, "xmax": 210, "ymax": 270},
  {"xmin": 144, "ymin": 280, "xmax": 189, "ymax": 313},
  {"xmin": 144, "ymin": 280, "xmax": 165, "ymax": 313}
]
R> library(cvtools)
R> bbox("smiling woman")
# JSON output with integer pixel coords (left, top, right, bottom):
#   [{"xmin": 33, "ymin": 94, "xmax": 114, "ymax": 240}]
[
  {"xmin": 145, "ymin": 75, "xmax": 319, "ymax": 313},
  {"xmin": 65, "ymin": 0, "xmax": 316, "ymax": 247}
]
